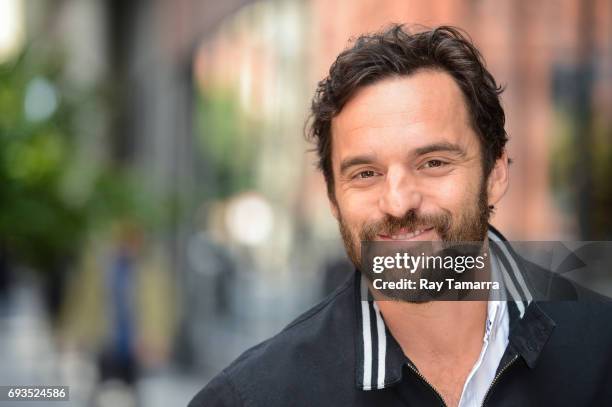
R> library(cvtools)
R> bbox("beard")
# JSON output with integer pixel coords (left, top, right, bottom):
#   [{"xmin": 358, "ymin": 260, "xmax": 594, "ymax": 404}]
[{"xmin": 337, "ymin": 180, "xmax": 491, "ymax": 301}]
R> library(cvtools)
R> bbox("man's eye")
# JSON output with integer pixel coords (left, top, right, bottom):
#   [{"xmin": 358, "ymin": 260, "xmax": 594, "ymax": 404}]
[
  {"xmin": 357, "ymin": 170, "xmax": 376, "ymax": 179},
  {"xmin": 424, "ymin": 160, "xmax": 446, "ymax": 168}
]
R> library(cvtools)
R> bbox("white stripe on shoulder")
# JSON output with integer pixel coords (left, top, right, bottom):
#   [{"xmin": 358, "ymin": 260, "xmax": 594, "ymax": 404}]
[
  {"xmin": 489, "ymin": 247, "xmax": 525, "ymax": 317},
  {"xmin": 360, "ymin": 276, "xmax": 373, "ymax": 390},
  {"xmin": 490, "ymin": 245, "xmax": 525, "ymax": 316},
  {"xmin": 488, "ymin": 230, "xmax": 533, "ymax": 305},
  {"xmin": 373, "ymin": 301, "xmax": 387, "ymax": 389}
]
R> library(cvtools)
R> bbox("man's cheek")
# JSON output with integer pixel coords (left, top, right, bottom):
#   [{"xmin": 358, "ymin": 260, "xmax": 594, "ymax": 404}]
[
  {"xmin": 342, "ymin": 184, "xmax": 381, "ymax": 205},
  {"xmin": 432, "ymin": 178, "xmax": 461, "ymax": 198},
  {"xmin": 431, "ymin": 178, "xmax": 476, "ymax": 209}
]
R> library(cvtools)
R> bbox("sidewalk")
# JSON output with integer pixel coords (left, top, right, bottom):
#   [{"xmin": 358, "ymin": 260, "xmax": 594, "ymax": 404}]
[{"xmin": 0, "ymin": 280, "xmax": 205, "ymax": 407}]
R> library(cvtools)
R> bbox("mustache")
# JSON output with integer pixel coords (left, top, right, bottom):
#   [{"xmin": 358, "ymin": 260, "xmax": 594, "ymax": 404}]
[{"xmin": 360, "ymin": 209, "xmax": 451, "ymax": 241}]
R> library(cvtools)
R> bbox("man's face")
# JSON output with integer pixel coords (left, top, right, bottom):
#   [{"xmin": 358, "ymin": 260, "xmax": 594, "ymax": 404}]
[{"xmin": 329, "ymin": 70, "xmax": 507, "ymax": 271}]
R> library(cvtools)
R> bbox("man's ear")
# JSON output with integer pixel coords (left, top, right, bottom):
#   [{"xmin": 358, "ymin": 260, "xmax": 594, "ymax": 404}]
[{"xmin": 487, "ymin": 151, "xmax": 509, "ymax": 207}]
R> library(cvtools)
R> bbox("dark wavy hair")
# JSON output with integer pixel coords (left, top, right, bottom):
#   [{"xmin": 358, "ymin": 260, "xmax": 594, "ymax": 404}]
[{"xmin": 306, "ymin": 24, "xmax": 508, "ymax": 201}]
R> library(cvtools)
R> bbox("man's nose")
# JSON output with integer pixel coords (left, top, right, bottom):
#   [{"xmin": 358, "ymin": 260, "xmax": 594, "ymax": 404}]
[{"xmin": 378, "ymin": 169, "xmax": 422, "ymax": 218}]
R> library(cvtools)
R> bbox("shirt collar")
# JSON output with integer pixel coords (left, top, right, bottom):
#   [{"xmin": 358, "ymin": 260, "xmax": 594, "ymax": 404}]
[{"xmin": 354, "ymin": 225, "xmax": 551, "ymax": 391}]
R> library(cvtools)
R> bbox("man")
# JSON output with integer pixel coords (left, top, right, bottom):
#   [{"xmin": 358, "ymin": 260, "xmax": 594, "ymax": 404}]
[{"xmin": 189, "ymin": 25, "xmax": 612, "ymax": 406}]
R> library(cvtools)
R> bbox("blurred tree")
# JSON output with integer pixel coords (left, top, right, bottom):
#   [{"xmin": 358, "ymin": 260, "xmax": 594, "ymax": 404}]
[
  {"xmin": 0, "ymin": 50, "xmax": 86, "ymax": 271},
  {"xmin": 0, "ymin": 48, "xmax": 176, "ymax": 320},
  {"xmin": 195, "ymin": 87, "xmax": 261, "ymax": 200}
]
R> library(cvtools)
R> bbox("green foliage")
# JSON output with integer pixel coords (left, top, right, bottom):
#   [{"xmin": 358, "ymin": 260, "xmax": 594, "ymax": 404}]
[
  {"xmin": 195, "ymin": 87, "xmax": 261, "ymax": 200},
  {"xmin": 0, "ymin": 51, "xmax": 81, "ymax": 268},
  {"xmin": 0, "ymin": 49, "xmax": 172, "ymax": 271}
]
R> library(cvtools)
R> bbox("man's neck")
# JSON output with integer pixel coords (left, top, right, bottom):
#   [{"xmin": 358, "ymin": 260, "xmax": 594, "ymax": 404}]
[
  {"xmin": 376, "ymin": 300, "xmax": 487, "ymax": 359},
  {"xmin": 376, "ymin": 300, "xmax": 488, "ymax": 407}
]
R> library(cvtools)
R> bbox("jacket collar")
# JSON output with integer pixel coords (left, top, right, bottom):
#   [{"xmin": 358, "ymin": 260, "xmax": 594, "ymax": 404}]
[{"xmin": 354, "ymin": 225, "xmax": 556, "ymax": 391}]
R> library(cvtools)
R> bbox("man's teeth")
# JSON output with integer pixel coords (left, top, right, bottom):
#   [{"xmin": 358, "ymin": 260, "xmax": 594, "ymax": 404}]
[{"xmin": 390, "ymin": 229, "xmax": 427, "ymax": 240}]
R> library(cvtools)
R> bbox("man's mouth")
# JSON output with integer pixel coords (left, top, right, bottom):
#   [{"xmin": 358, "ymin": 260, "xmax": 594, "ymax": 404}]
[{"xmin": 377, "ymin": 227, "xmax": 435, "ymax": 241}]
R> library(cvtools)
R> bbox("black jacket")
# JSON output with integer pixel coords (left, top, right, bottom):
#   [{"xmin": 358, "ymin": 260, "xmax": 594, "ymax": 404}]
[{"xmin": 189, "ymin": 229, "xmax": 612, "ymax": 406}]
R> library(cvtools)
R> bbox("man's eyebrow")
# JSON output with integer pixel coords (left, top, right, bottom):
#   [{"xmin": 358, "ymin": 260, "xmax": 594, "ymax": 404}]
[
  {"xmin": 339, "ymin": 154, "xmax": 376, "ymax": 175},
  {"xmin": 414, "ymin": 142, "xmax": 466, "ymax": 157}
]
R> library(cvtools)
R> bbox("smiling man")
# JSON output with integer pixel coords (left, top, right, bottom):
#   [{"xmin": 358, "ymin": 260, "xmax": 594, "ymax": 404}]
[{"xmin": 189, "ymin": 25, "xmax": 612, "ymax": 407}]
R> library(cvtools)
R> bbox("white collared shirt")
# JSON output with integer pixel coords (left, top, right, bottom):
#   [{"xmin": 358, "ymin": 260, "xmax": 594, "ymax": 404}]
[
  {"xmin": 457, "ymin": 300, "xmax": 509, "ymax": 406},
  {"xmin": 457, "ymin": 251, "xmax": 510, "ymax": 407}
]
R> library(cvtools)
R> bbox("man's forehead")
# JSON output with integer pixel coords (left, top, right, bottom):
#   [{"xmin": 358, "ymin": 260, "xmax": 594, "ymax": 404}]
[{"xmin": 330, "ymin": 70, "xmax": 473, "ymax": 152}]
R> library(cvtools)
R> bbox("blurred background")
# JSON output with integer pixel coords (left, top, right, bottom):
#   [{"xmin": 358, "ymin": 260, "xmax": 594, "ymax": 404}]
[{"xmin": 0, "ymin": 0, "xmax": 610, "ymax": 405}]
